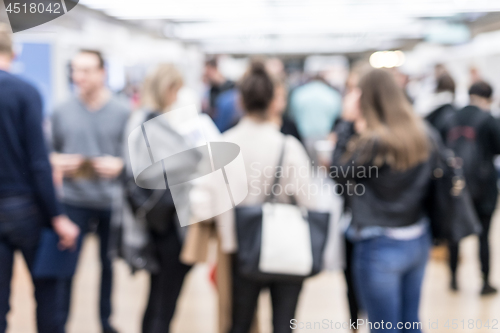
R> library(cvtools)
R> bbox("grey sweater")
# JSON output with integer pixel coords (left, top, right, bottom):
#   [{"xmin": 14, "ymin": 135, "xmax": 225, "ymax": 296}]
[{"xmin": 51, "ymin": 96, "xmax": 130, "ymax": 209}]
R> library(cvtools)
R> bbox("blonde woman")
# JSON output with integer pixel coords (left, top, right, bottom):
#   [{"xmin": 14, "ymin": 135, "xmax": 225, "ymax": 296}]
[{"xmin": 123, "ymin": 64, "xmax": 197, "ymax": 333}]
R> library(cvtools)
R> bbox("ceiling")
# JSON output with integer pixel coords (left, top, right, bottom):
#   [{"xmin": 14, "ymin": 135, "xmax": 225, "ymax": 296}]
[{"xmin": 79, "ymin": 0, "xmax": 500, "ymax": 54}]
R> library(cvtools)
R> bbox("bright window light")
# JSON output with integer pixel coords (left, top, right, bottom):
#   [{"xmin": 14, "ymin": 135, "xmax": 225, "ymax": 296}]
[{"xmin": 370, "ymin": 50, "xmax": 406, "ymax": 68}]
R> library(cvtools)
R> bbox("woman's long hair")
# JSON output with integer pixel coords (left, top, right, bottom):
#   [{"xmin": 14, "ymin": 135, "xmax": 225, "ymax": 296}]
[{"xmin": 351, "ymin": 69, "xmax": 429, "ymax": 171}]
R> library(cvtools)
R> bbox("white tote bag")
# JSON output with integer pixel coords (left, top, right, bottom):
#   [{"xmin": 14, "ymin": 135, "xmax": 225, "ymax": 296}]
[{"xmin": 259, "ymin": 202, "xmax": 313, "ymax": 276}]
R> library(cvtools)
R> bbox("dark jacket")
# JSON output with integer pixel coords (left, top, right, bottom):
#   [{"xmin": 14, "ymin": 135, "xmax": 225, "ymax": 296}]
[
  {"xmin": 331, "ymin": 120, "xmax": 434, "ymax": 229},
  {"xmin": 280, "ymin": 115, "xmax": 303, "ymax": 143},
  {"xmin": 450, "ymin": 105, "xmax": 500, "ymax": 216},
  {"xmin": 425, "ymin": 103, "xmax": 455, "ymax": 142},
  {"xmin": 0, "ymin": 70, "xmax": 61, "ymax": 220}
]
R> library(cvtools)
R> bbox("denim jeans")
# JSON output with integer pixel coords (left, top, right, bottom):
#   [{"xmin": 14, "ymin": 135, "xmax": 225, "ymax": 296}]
[
  {"xmin": 0, "ymin": 195, "xmax": 64, "ymax": 333},
  {"xmin": 58, "ymin": 203, "xmax": 113, "ymax": 330},
  {"xmin": 353, "ymin": 229, "xmax": 431, "ymax": 333}
]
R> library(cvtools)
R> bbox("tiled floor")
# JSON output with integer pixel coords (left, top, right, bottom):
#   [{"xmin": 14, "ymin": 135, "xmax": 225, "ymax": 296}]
[{"xmin": 6, "ymin": 210, "xmax": 500, "ymax": 333}]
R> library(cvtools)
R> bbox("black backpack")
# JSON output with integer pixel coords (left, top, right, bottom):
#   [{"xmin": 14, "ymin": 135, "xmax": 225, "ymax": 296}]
[
  {"xmin": 124, "ymin": 111, "xmax": 178, "ymax": 234},
  {"xmin": 446, "ymin": 110, "xmax": 490, "ymax": 201},
  {"xmin": 426, "ymin": 130, "xmax": 481, "ymax": 243}
]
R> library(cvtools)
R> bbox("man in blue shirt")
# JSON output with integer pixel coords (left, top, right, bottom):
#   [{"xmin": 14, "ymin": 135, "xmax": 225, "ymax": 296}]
[
  {"xmin": 289, "ymin": 75, "xmax": 342, "ymax": 158},
  {"xmin": 0, "ymin": 25, "xmax": 79, "ymax": 333},
  {"xmin": 289, "ymin": 76, "xmax": 342, "ymax": 140}
]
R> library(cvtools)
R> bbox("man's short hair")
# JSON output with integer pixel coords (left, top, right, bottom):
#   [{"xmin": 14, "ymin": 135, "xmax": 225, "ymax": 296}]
[
  {"xmin": 205, "ymin": 57, "xmax": 218, "ymax": 68},
  {"xmin": 79, "ymin": 49, "xmax": 105, "ymax": 69},
  {"xmin": 436, "ymin": 73, "xmax": 455, "ymax": 94},
  {"xmin": 0, "ymin": 23, "xmax": 13, "ymax": 56},
  {"xmin": 469, "ymin": 81, "xmax": 493, "ymax": 99}
]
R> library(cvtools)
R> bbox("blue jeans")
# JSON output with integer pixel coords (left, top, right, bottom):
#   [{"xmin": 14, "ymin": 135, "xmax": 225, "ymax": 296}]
[
  {"xmin": 353, "ymin": 230, "xmax": 431, "ymax": 333},
  {"xmin": 58, "ymin": 204, "xmax": 113, "ymax": 330},
  {"xmin": 0, "ymin": 195, "xmax": 64, "ymax": 333}
]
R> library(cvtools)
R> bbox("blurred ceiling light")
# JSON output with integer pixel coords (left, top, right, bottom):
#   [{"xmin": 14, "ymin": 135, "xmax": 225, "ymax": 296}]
[
  {"xmin": 77, "ymin": 0, "xmax": 500, "ymax": 54},
  {"xmin": 80, "ymin": 0, "xmax": 500, "ymax": 21},
  {"xmin": 394, "ymin": 50, "xmax": 406, "ymax": 66},
  {"xmin": 369, "ymin": 50, "xmax": 405, "ymax": 68}
]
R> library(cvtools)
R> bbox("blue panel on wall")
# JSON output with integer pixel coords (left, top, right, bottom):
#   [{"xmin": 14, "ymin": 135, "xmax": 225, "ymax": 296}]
[{"xmin": 12, "ymin": 43, "xmax": 53, "ymax": 116}]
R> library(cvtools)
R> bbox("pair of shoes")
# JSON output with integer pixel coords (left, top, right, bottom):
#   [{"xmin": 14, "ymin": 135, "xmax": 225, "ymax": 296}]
[
  {"xmin": 481, "ymin": 284, "xmax": 498, "ymax": 296},
  {"xmin": 450, "ymin": 277, "xmax": 458, "ymax": 291}
]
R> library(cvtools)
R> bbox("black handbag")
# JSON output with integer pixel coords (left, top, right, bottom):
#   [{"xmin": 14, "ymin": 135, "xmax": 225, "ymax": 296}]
[
  {"xmin": 234, "ymin": 138, "xmax": 330, "ymax": 282},
  {"xmin": 426, "ymin": 134, "xmax": 482, "ymax": 243}
]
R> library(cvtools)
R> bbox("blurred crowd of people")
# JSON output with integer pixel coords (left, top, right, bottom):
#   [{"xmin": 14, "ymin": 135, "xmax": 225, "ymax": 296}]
[{"xmin": 1, "ymin": 22, "xmax": 500, "ymax": 333}]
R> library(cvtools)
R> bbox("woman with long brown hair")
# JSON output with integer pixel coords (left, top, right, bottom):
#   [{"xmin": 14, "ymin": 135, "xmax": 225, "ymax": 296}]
[{"xmin": 332, "ymin": 69, "xmax": 433, "ymax": 332}]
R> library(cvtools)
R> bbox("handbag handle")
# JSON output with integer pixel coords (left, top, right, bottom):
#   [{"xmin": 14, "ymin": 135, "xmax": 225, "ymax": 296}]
[{"xmin": 265, "ymin": 136, "xmax": 288, "ymax": 203}]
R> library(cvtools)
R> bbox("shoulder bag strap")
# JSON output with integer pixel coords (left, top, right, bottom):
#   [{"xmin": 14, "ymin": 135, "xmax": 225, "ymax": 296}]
[{"xmin": 265, "ymin": 136, "xmax": 288, "ymax": 203}]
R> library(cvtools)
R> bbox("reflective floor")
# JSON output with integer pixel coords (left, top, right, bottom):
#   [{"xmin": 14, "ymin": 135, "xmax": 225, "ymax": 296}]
[{"xmin": 7, "ymin": 210, "xmax": 500, "ymax": 333}]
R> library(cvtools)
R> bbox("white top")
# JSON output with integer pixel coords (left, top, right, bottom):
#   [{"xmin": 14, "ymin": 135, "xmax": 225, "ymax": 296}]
[{"xmin": 201, "ymin": 116, "xmax": 317, "ymax": 253}]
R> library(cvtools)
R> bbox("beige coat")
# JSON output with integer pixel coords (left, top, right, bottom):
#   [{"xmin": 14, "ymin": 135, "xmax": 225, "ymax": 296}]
[{"xmin": 216, "ymin": 117, "xmax": 316, "ymax": 253}]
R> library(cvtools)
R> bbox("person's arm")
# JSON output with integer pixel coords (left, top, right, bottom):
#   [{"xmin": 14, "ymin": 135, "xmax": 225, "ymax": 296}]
[
  {"xmin": 50, "ymin": 109, "xmax": 63, "ymax": 153},
  {"xmin": 92, "ymin": 109, "xmax": 129, "ymax": 179},
  {"xmin": 330, "ymin": 120, "xmax": 358, "ymax": 185},
  {"xmin": 288, "ymin": 91, "xmax": 299, "ymax": 125},
  {"xmin": 92, "ymin": 156, "xmax": 124, "ymax": 179},
  {"xmin": 330, "ymin": 88, "xmax": 371, "ymax": 185},
  {"xmin": 283, "ymin": 116, "xmax": 303, "ymax": 144},
  {"xmin": 331, "ymin": 120, "xmax": 355, "ymax": 161},
  {"xmin": 330, "ymin": 89, "xmax": 343, "ymax": 129},
  {"xmin": 23, "ymin": 88, "xmax": 79, "ymax": 248},
  {"xmin": 50, "ymin": 110, "xmax": 84, "ymax": 178},
  {"xmin": 486, "ymin": 115, "xmax": 500, "ymax": 155},
  {"xmin": 283, "ymin": 136, "xmax": 316, "ymax": 209},
  {"xmin": 24, "ymin": 89, "xmax": 61, "ymax": 219}
]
